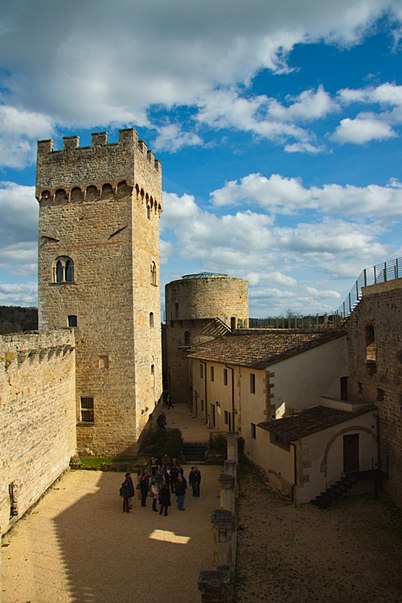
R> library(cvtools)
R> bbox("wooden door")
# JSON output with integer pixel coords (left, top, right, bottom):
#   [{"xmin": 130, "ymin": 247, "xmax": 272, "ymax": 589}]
[{"xmin": 343, "ymin": 434, "xmax": 359, "ymax": 473}]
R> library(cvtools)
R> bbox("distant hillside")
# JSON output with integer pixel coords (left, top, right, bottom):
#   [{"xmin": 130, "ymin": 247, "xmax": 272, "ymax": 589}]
[{"xmin": 0, "ymin": 306, "xmax": 38, "ymax": 335}]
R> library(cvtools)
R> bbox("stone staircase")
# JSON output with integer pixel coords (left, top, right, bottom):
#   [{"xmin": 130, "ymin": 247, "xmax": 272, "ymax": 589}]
[
  {"xmin": 201, "ymin": 317, "xmax": 231, "ymax": 338},
  {"xmin": 182, "ymin": 442, "xmax": 208, "ymax": 462},
  {"xmin": 311, "ymin": 472, "xmax": 360, "ymax": 509}
]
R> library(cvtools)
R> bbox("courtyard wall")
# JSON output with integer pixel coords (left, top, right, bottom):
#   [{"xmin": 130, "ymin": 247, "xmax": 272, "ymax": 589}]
[{"xmin": 0, "ymin": 329, "xmax": 76, "ymax": 536}]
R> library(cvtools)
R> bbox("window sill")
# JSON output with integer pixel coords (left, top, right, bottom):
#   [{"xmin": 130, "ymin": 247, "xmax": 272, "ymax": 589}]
[{"xmin": 77, "ymin": 422, "xmax": 95, "ymax": 427}]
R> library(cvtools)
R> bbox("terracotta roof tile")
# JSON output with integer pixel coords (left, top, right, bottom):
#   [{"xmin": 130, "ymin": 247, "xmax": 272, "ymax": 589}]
[
  {"xmin": 188, "ymin": 331, "xmax": 346, "ymax": 369},
  {"xmin": 258, "ymin": 405, "xmax": 376, "ymax": 441}
]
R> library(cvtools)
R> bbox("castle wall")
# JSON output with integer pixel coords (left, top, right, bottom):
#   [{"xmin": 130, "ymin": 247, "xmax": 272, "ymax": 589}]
[
  {"xmin": 165, "ymin": 275, "xmax": 248, "ymax": 325},
  {"xmin": 165, "ymin": 275, "xmax": 249, "ymax": 405},
  {"xmin": 36, "ymin": 130, "xmax": 162, "ymax": 456},
  {"xmin": 0, "ymin": 330, "xmax": 76, "ymax": 536},
  {"xmin": 347, "ymin": 280, "xmax": 402, "ymax": 507}
]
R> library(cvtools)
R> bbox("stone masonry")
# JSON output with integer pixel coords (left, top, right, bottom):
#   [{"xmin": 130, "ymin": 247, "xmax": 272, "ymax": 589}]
[
  {"xmin": 164, "ymin": 274, "xmax": 248, "ymax": 404},
  {"xmin": 0, "ymin": 330, "xmax": 76, "ymax": 536},
  {"xmin": 36, "ymin": 129, "xmax": 163, "ymax": 456},
  {"xmin": 347, "ymin": 280, "xmax": 402, "ymax": 507}
]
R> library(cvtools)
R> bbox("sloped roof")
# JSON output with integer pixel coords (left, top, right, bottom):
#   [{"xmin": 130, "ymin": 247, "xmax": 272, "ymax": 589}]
[
  {"xmin": 258, "ymin": 405, "xmax": 376, "ymax": 441},
  {"xmin": 188, "ymin": 331, "xmax": 346, "ymax": 369}
]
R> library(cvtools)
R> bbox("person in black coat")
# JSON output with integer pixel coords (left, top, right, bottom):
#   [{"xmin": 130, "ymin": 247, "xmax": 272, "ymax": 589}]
[
  {"xmin": 159, "ymin": 481, "xmax": 171, "ymax": 516},
  {"xmin": 120, "ymin": 472, "xmax": 134, "ymax": 513},
  {"xmin": 139, "ymin": 471, "xmax": 150, "ymax": 507},
  {"xmin": 189, "ymin": 466, "xmax": 202, "ymax": 498}
]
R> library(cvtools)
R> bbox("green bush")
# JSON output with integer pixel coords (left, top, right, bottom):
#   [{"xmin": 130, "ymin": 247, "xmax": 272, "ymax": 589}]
[{"xmin": 150, "ymin": 427, "xmax": 183, "ymax": 460}]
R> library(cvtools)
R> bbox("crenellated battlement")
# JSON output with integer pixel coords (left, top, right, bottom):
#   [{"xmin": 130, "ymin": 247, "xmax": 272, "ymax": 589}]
[{"xmin": 36, "ymin": 128, "xmax": 162, "ymax": 203}]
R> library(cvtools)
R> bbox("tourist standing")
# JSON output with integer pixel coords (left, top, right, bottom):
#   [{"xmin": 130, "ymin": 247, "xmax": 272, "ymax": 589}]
[
  {"xmin": 150, "ymin": 480, "xmax": 159, "ymax": 512},
  {"xmin": 139, "ymin": 471, "xmax": 150, "ymax": 507},
  {"xmin": 189, "ymin": 466, "xmax": 202, "ymax": 498},
  {"xmin": 159, "ymin": 481, "xmax": 171, "ymax": 516},
  {"xmin": 175, "ymin": 473, "xmax": 187, "ymax": 511},
  {"xmin": 120, "ymin": 473, "xmax": 133, "ymax": 513}
]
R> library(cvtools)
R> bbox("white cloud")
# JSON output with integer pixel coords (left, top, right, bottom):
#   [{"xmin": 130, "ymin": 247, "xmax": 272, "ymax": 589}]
[
  {"xmin": 332, "ymin": 114, "xmax": 397, "ymax": 143},
  {"xmin": 267, "ymin": 86, "xmax": 336, "ymax": 121},
  {"xmin": 0, "ymin": 106, "xmax": 54, "ymax": 168},
  {"xmin": 306, "ymin": 286, "xmax": 341, "ymax": 299},
  {"xmin": 0, "ymin": 282, "xmax": 37, "ymax": 306},
  {"xmin": 152, "ymin": 123, "xmax": 203, "ymax": 152},
  {"xmin": 210, "ymin": 172, "xmax": 402, "ymax": 219},
  {"xmin": 0, "ymin": 0, "xmax": 400, "ymax": 140}
]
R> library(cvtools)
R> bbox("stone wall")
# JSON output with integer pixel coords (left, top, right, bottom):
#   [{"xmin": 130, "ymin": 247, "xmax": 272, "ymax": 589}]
[
  {"xmin": 0, "ymin": 330, "xmax": 76, "ymax": 536},
  {"xmin": 36, "ymin": 130, "xmax": 163, "ymax": 456},
  {"xmin": 165, "ymin": 275, "xmax": 248, "ymax": 325},
  {"xmin": 347, "ymin": 280, "xmax": 402, "ymax": 507},
  {"xmin": 165, "ymin": 276, "xmax": 249, "ymax": 404}
]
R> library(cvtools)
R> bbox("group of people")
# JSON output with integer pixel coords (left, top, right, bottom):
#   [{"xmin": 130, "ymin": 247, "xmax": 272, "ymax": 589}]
[{"xmin": 120, "ymin": 455, "xmax": 202, "ymax": 516}]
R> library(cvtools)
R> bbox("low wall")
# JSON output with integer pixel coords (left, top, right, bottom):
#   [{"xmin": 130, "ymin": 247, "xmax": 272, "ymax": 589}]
[{"xmin": 0, "ymin": 329, "xmax": 77, "ymax": 536}]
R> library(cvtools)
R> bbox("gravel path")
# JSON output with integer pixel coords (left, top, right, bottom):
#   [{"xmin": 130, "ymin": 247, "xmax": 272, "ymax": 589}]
[{"xmin": 235, "ymin": 463, "xmax": 402, "ymax": 603}]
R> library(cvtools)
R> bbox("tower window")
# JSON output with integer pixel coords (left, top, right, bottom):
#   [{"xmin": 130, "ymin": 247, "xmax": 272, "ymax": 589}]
[
  {"xmin": 150, "ymin": 261, "xmax": 157, "ymax": 286},
  {"xmin": 149, "ymin": 312, "xmax": 154, "ymax": 327},
  {"xmin": 80, "ymin": 397, "xmax": 94, "ymax": 423},
  {"xmin": 68, "ymin": 315, "xmax": 77, "ymax": 327},
  {"xmin": 53, "ymin": 256, "xmax": 74, "ymax": 284}
]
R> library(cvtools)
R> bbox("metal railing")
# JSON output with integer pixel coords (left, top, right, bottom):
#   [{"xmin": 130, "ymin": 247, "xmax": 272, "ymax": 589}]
[{"xmin": 336, "ymin": 257, "xmax": 402, "ymax": 319}]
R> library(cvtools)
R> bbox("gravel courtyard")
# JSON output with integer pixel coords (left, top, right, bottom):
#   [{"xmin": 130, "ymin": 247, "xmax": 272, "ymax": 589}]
[{"xmin": 235, "ymin": 465, "xmax": 402, "ymax": 603}]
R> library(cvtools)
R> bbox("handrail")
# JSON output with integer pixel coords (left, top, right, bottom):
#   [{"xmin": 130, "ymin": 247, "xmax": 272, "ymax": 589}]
[{"xmin": 336, "ymin": 257, "xmax": 402, "ymax": 319}]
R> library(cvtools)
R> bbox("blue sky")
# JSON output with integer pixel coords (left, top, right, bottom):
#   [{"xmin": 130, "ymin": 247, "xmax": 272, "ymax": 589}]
[{"xmin": 0, "ymin": 0, "xmax": 401, "ymax": 317}]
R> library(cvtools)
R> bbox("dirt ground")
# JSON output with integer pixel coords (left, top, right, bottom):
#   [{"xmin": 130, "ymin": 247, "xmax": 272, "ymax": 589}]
[
  {"xmin": 234, "ymin": 465, "xmax": 402, "ymax": 603},
  {"xmin": 1, "ymin": 466, "xmax": 222, "ymax": 603}
]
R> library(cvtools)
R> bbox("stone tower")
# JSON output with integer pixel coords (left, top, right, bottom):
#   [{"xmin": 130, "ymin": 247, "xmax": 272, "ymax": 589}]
[
  {"xmin": 164, "ymin": 273, "xmax": 248, "ymax": 405},
  {"xmin": 36, "ymin": 129, "xmax": 163, "ymax": 456}
]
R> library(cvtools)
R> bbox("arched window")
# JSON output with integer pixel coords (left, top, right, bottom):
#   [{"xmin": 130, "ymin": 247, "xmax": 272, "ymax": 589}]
[
  {"xmin": 65, "ymin": 259, "xmax": 74, "ymax": 282},
  {"xmin": 149, "ymin": 312, "xmax": 154, "ymax": 327},
  {"xmin": 150, "ymin": 261, "xmax": 157, "ymax": 286},
  {"xmin": 56, "ymin": 260, "xmax": 63, "ymax": 283},
  {"xmin": 53, "ymin": 256, "xmax": 74, "ymax": 284}
]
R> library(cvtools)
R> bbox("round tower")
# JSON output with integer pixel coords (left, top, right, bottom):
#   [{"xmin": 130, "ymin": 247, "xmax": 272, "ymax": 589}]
[{"xmin": 164, "ymin": 273, "xmax": 249, "ymax": 404}]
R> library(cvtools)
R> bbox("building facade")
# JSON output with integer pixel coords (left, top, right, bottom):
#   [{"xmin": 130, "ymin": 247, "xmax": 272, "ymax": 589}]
[{"xmin": 36, "ymin": 129, "xmax": 163, "ymax": 456}]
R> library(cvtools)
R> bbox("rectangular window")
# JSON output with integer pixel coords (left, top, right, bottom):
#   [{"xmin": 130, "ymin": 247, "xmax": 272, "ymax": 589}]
[
  {"xmin": 223, "ymin": 368, "xmax": 228, "ymax": 385},
  {"xmin": 251, "ymin": 423, "xmax": 256, "ymax": 439},
  {"xmin": 224, "ymin": 410, "xmax": 229, "ymax": 425},
  {"xmin": 201, "ymin": 399, "xmax": 204, "ymax": 412},
  {"xmin": 250, "ymin": 373, "xmax": 256, "ymax": 394},
  {"xmin": 200, "ymin": 363, "xmax": 204, "ymax": 379},
  {"xmin": 210, "ymin": 366, "xmax": 214, "ymax": 382},
  {"xmin": 151, "ymin": 364, "xmax": 155, "ymax": 374},
  {"xmin": 99, "ymin": 355, "xmax": 109, "ymax": 369},
  {"xmin": 68, "ymin": 315, "xmax": 77, "ymax": 327},
  {"xmin": 80, "ymin": 397, "xmax": 94, "ymax": 423},
  {"xmin": 377, "ymin": 388, "xmax": 385, "ymax": 402}
]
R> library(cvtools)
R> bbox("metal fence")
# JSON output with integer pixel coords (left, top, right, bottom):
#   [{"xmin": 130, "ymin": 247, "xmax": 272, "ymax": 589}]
[{"xmin": 336, "ymin": 257, "xmax": 402, "ymax": 319}]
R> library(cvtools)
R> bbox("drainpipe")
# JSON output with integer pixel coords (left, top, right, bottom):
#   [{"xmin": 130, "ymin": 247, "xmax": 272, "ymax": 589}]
[
  {"xmin": 290, "ymin": 441, "xmax": 298, "ymax": 503},
  {"xmin": 201, "ymin": 361, "xmax": 208, "ymax": 424},
  {"xmin": 225, "ymin": 364, "xmax": 235, "ymax": 431}
]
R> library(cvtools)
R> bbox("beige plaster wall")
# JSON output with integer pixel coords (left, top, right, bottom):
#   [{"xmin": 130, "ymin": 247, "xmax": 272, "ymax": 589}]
[{"xmin": 268, "ymin": 336, "xmax": 348, "ymax": 413}]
